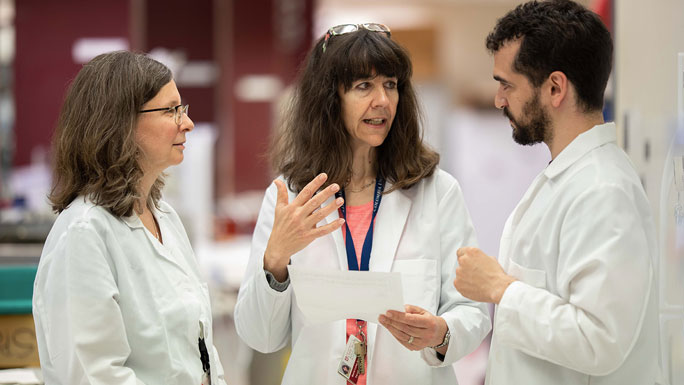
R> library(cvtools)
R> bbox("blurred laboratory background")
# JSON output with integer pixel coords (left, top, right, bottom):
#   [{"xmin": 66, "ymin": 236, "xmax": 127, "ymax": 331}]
[{"xmin": 0, "ymin": 0, "xmax": 682, "ymax": 384}]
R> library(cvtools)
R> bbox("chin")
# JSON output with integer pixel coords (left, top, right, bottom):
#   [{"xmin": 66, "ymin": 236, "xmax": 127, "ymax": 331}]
[
  {"xmin": 170, "ymin": 155, "xmax": 184, "ymax": 166},
  {"xmin": 370, "ymin": 134, "xmax": 389, "ymax": 146}
]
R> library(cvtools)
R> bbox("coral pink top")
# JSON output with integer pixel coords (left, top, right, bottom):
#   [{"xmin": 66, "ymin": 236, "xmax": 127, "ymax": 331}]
[{"xmin": 341, "ymin": 201, "xmax": 374, "ymax": 385}]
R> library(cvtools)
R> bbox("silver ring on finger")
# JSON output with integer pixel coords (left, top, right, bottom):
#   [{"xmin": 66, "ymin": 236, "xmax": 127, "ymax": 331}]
[{"xmin": 407, "ymin": 335, "xmax": 414, "ymax": 345}]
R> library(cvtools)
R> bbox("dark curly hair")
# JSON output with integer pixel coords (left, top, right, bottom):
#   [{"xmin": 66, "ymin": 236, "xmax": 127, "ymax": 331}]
[
  {"xmin": 486, "ymin": 0, "xmax": 612, "ymax": 112},
  {"xmin": 49, "ymin": 51, "xmax": 172, "ymax": 216},
  {"xmin": 271, "ymin": 28, "xmax": 439, "ymax": 193}
]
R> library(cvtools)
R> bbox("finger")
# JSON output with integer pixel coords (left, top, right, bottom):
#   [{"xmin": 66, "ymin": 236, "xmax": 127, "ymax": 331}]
[
  {"xmin": 306, "ymin": 196, "xmax": 344, "ymax": 227},
  {"xmin": 382, "ymin": 313, "xmax": 425, "ymax": 335},
  {"xmin": 456, "ymin": 247, "xmax": 466, "ymax": 257},
  {"xmin": 292, "ymin": 173, "xmax": 327, "ymax": 206},
  {"xmin": 309, "ymin": 217, "xmax": 345, "ymax": 238},
  {"xmin": 302, "ymin": 183, "xmax": 340, "ymax": 216},
  {"xmin": 386, "ymin": 310, "xmax": 430, "ymax": 329},
  {"xmin": 380, "ymin": 317, "xmax": 420, "ymax": 351},
  {"xmin": 274, "ymin": 179, "xmax": 289, "ymax": 207}
]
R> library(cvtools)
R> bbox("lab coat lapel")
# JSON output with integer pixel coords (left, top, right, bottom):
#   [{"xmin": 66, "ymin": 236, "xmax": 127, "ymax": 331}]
[
  {"xmin": 367, "ymin": 186, "xmax": 411, "ymax": 366},
  {"xmin": 510, "ymin": 173, "xmax": 546, "ymax": 229},
  {"xmin": 369, "ymin": 186, "xmax": 411, "ymax": 273},
  {"xmin": 123, "ymin": 213, "xmax": 190, "ymax": 277},
  {"xmin": 501, "ymin": 173, "xmax": 546, "ymax": 272}
]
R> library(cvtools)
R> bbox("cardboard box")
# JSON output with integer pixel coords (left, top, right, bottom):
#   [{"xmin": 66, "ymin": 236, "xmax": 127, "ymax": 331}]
[
  {"xmin": 0, "ymin": 265, "xmax": 40, "ymax": 368},
  {"xmin": 0, "ymin": 313, "xmax": 40, "ymax": 368}
]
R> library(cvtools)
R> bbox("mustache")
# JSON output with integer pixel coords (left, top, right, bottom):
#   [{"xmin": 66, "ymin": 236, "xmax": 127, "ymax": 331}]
[{"xmin": 502, "ymin": 107, "xmax": 512, "ymax": 120}]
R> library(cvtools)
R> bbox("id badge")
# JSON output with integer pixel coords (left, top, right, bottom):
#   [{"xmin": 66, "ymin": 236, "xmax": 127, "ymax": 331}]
[{"xmin": 338, "ymin": 334, "xmax": 361, "ymax": 384}]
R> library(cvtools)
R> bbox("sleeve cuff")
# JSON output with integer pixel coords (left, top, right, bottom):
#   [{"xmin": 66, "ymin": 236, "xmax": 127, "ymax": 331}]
[{"xmin": 264, "ymin": 269, "xmax": 290, "ymax": 292}]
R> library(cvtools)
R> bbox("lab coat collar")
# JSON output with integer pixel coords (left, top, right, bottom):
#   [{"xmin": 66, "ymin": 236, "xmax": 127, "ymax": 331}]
[
  {"xmin": 544, "ymin": 122, "xmax": 617, "ymax": 180},
  {"xmin": 119, "ymin": 203, "xmax": 185, "ymax": 273},
  {"xmin": 77, "ymin": 194, "xmax": 147, "ymax": 229},
  {"xmin": 120, "ymin": 203, "xmax": 167, "ymax": 229}
]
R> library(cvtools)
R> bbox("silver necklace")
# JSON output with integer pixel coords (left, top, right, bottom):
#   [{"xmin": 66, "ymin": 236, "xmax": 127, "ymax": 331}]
[{"xmin": 347, "ymin": 179, "xmax": 374, "ymax": 193}]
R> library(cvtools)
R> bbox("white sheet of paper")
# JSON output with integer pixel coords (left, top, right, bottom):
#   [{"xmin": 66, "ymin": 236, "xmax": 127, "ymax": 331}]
[{"xmin": 287, "ymin": 265, "xmax": 404, "ymax": 323}]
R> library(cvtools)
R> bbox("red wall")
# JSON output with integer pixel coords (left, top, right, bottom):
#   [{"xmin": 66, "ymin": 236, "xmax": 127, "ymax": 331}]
[
  {"xmin": 14, "ymin": 0, "xmax": 130, "ymax": 166},
  {"xmin": 146, "ymin": 0, "xmax": 214, "ymax": 123},
  {"xmin": 226, "ymin": 0, "xmax": 313, "ymax": 193},
  {"xmin": 14, "ymin": 0, "xmax": 313, "ymax": 196}
]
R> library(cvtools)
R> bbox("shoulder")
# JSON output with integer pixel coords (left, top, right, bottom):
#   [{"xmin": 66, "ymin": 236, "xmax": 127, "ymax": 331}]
[
  {"xmin": 43, "ymin": 197, "xmax": 120, "ymax": 253},
  {"xmin": 417, "ymin": 168, "xmax": 463, "ymax": 196},
  {"xmin": 561, "ymin": 144, "xmax": 644, "ymax": 201},
  {"xmin": 398, "ymin": 168, "xmax": 465, "ymax": 204},
  {"xmin": 554, "ymin": 145, "xmax": 652, "ymax": 227},
  {"xmin": 54, "ymin": 197, "xmax": 118, "ymax": 233}
]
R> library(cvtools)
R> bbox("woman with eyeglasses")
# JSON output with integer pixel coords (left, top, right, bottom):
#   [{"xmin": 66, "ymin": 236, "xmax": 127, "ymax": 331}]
[
  {"xmin": 32, "ymin": 51, "xmax": 226, "ymax": 385},
  {"xmin": 234, "ymin": 24, "xmax": 490, "ymax": 384}
]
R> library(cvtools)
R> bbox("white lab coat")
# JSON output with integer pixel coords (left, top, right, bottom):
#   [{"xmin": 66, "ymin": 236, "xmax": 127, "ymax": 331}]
[
  {"xmin": 235, "ymin": 169, "xmax": 491, "ymax": 385},
  {"xmin": 486, "ymin": 123, "xmax": 663, "ymax": 385},
  {"xmin": 33, "ymin": 197, "xmax": 226, "ymax": 385}
]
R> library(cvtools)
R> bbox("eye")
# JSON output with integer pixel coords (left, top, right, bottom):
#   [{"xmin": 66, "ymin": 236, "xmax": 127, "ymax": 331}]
[
  {"xmin": 384, "ymin": 79, "xmax": 398, "ymax": 89},
  {"xmin": 355, "ymin": 81, "xmax": 371, "ymax": 90}
]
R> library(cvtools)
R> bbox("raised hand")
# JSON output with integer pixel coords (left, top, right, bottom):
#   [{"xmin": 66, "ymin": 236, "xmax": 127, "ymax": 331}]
[{"xmin": 263, "ymin": 173, "xmax": 345, "ymax": 281}]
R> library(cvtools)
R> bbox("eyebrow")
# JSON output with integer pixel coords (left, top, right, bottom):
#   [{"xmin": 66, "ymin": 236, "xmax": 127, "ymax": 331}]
[
  {"xmin": 164, "ymin": 101, "xmax": 182, "ymax": 109},
  {"xmin": 493, "ymin": 75, "xmax": 510, "ymax": 84}
]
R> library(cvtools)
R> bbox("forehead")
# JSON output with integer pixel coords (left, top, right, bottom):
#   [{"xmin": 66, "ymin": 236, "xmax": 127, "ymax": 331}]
[
  {"xmin": 156, "ymin": 80, "xmax": 180, "ymax": 99},
  {"xmin": 493, "ymin": 40, "xmax": 521, "ymax": 78}
]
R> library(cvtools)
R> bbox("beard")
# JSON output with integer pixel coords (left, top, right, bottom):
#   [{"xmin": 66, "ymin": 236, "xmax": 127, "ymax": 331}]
[{"xmin": 503, "ymin": 91, "xmax": 551, "ymax": 146}]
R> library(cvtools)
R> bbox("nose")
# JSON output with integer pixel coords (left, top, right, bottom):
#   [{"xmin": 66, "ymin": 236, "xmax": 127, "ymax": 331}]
[
  {"xmin": 494, "ymin": 90, "xmax": 507, "ymax": 110},
  {"xmin": 180, "ymin": 114, "xmax": 194, "ymax": 132},
  {"xmin": 371, "ymin": 87, "xmax": 390, "ymax": 108}
]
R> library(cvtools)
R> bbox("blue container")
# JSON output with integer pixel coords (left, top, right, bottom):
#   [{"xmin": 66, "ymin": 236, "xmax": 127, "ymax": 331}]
[{"xmin": 0, "ymin": 265, "xmax": 38, "ymax": 315}]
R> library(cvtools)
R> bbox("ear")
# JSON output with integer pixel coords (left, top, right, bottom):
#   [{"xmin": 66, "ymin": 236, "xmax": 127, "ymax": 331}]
[{"xmin": 546, "ymin": 71, "xmax": 568, "ymax": 108}]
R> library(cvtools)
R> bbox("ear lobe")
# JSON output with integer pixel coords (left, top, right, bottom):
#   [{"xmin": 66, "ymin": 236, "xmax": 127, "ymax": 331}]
[{"xmin": 548, "ymin": 71, "xmax": 568, "ymax": 108}]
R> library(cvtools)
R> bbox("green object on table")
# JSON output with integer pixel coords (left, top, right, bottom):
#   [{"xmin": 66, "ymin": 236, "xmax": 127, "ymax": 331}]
[{"xmin": 0, "ymin": 265, "xmax": 38, "ymax": 315}]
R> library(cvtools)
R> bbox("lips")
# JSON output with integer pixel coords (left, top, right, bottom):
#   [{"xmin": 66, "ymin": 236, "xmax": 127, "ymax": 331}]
[{"xmin": 363, "ymin": 118, "xmax": 386, "ymax": 125}]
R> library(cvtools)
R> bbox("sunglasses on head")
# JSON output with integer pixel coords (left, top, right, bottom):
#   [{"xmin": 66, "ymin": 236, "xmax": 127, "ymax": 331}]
[{"xmin": 322, "ymin": 23, "xmax": 391, "ymax": 53}]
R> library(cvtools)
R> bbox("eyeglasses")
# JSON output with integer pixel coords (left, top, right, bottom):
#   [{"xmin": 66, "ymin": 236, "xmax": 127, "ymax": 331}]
[
  {"xmin": 322, "ymin": 23, "xmax": 391, "ymax": 53},
  {"xmin": 139, "ymin": 104, "xmax": 189, "ymax": 125}
]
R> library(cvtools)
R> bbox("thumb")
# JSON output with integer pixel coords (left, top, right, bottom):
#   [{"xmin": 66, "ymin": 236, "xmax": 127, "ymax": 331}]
[
  {"xmin": 274, "ymin": 179, "xmax": 289, "ymax": 207},
  {"xmin": 404, "ymin": 304, "xmax": 426, "ymax": 314}
]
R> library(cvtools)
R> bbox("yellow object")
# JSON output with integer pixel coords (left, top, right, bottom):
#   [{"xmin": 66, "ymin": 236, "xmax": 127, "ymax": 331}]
[{"xmin": 0, "ymin": 313, "xmax": 40, "ymax": 368}]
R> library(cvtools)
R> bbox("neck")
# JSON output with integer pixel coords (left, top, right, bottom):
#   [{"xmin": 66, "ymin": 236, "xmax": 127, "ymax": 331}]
[
  {"xmin": 547, "ymin": 111, "xmax": 604, "ymax": 160},
  {"xmin": 137, "ymin": 172, "xmax": 158, "ymax": 214},
  {"xmin": 350, "ymin": 144, "xmax": 376, "ymax": 184}
]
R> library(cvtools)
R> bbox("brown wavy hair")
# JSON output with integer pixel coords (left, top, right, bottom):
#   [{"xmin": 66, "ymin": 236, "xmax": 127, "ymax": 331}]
[
  {"xmin": 271, "ymin": 28, "xmax": 439, "ymax": 193},
  {"xmin": 49, "ymin": 51, "xmax": 172, "ymax": 216}
]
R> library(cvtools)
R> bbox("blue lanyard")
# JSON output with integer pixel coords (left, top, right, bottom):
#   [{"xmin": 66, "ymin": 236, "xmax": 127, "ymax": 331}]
[{"xmin": 335, "ymin": 178, "xmax": 385, "ymax": 271}]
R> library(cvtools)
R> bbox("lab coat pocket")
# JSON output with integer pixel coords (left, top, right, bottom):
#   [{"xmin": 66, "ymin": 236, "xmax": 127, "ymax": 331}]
[
  {"xmin": 507, "ymin": 259, "xmax": 546, "ymax": 289},
  {"xmin": 391, "ymin": 259, "xmax": 438, "ymax": 313}
]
